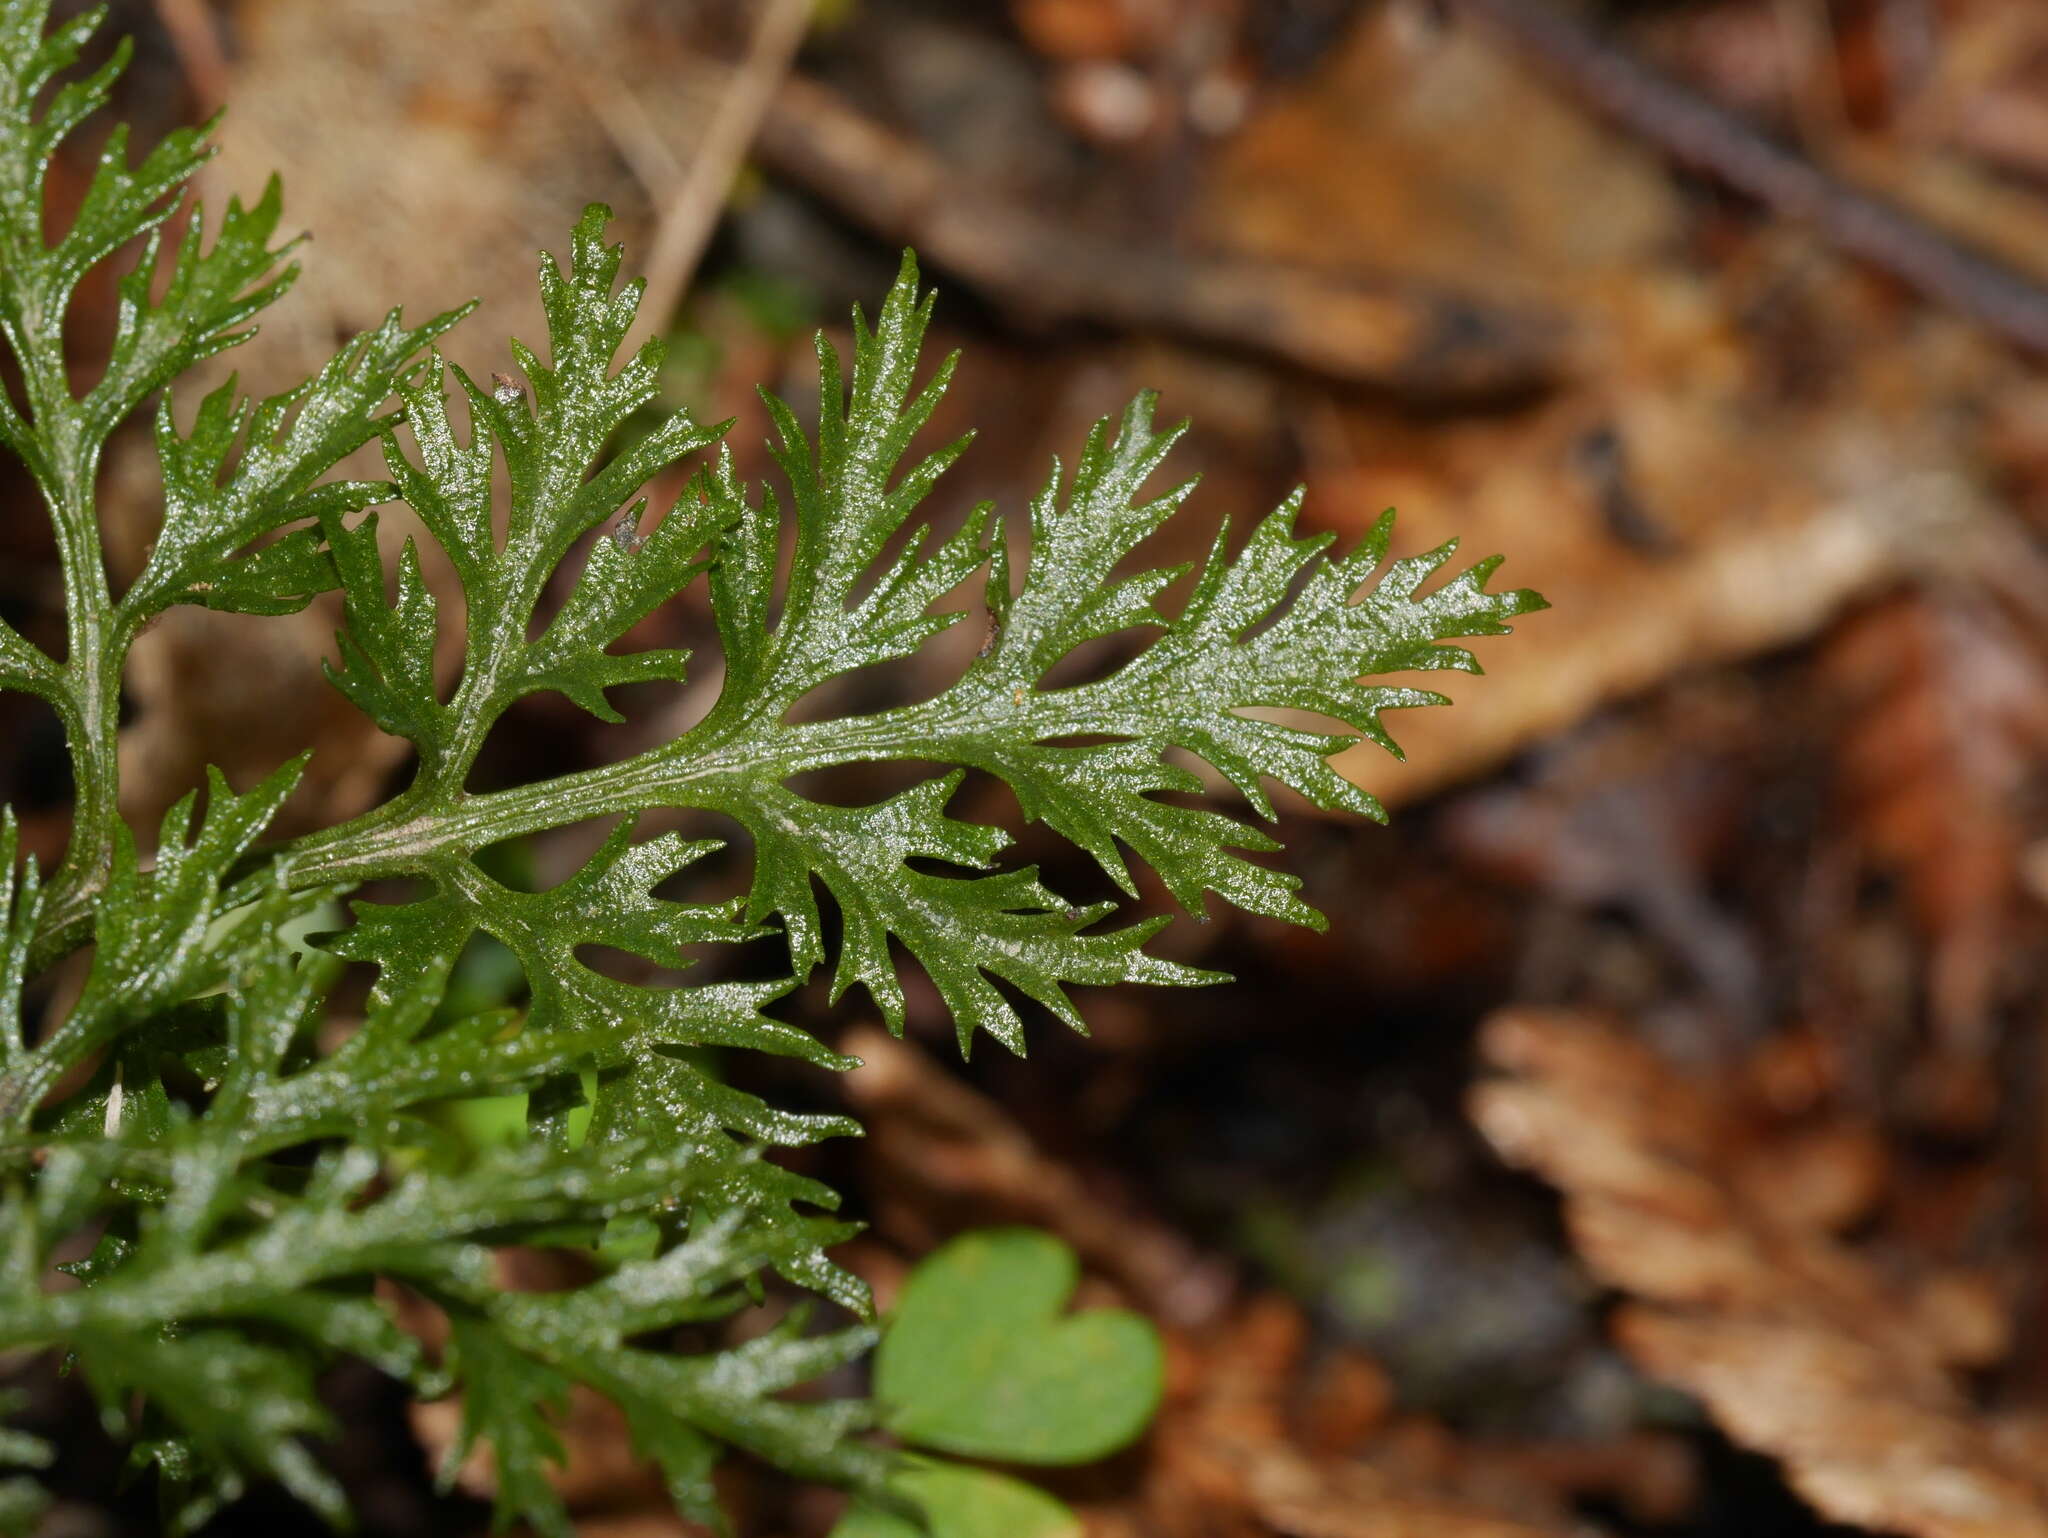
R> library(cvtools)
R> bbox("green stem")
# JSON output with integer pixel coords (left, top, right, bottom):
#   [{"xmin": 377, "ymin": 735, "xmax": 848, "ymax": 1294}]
[
  {"xmin": 2, "ymin": 158, "xmax": 130, "ymax": 965},
  {"xmin": 270, "ymin": 697, "xmax": 1007, "ymax": 888},
  {"xmin": 9, "ymin": 358, "xmax": 129, "ymax": 965},
  {"xmin": 45, "ymin": 492, "xmax": 124, "ymax": 913},
  {"xmin": 26, "ymin": 670, "xmax": 1159, "ymax": 957}
]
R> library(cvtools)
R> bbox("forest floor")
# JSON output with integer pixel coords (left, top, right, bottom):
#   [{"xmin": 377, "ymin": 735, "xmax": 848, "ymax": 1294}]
[{"xmin": 11, "ymin": 0, "xmax": 2048, "ymax": 1533}]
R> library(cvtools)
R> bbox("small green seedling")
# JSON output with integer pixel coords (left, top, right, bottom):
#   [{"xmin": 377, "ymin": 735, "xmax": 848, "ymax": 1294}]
[
  {"xmin": 834, "ymin": 1229, "xmax": 1157, "ymax": 1535},
  {"xmin": 878, "ymin": 1228, "xmax": 1162, "ymax": 1462}
]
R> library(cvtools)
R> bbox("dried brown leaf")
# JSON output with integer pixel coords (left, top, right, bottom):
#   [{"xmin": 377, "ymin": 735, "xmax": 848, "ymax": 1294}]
[
  {"xmin": 1129, "ymin": 1298, "xmax": 1607, "ymax": 1538},
  {"xmin": 1822, "ymin": 593, "xmax": 2048, "ymax": 1131},
  {"xmin": 1472, "ymin": 1007, "xmax": 2048, "ymax": 1538},
  {"xmin": 202, "ymin": 0, "xmax": 748, "ymax": 391}
]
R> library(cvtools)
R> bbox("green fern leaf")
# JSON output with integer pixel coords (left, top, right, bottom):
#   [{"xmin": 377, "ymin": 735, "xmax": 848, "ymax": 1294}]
[
  {"xmin": 0, "ymin": 0, "xmax": 1543, "ymax": 1524},
  {"xmin": 303, "ymin": 236, "xmax": 1539, "ymax": 1086}
]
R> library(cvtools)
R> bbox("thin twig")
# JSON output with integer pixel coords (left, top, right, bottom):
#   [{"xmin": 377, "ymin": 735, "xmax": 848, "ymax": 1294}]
[
  {"xmin": 756, "ymin": 76, "xmax": 1564, "ymax": 400},
  {"xmin": 1445, "ymin": 0, "xmax": 2048, "ymax": 356},
  {"xmin": 624, "ymin": 0, "xmax": 814, "ymax": 356},
  {"xmin": 554, "ymin": 19, "xmax": 687, "ymax": 201},
  {"xmin": 152, "ymin": 0, "xmax": 230, "ymax": 114}
]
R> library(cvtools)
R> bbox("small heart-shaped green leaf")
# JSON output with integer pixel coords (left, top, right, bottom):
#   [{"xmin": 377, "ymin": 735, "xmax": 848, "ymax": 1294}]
[
  {"xmin": 828, "ymin": 1460, "xmax": 1079, "ymax": 1538},
  {"xmin": 876, "ymin": 1228, "xmax": 1162, "ymax": 1464}
]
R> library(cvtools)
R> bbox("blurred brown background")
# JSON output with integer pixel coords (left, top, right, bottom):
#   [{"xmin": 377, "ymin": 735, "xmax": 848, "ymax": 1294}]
[{"xmin": 12, "ymin": 0, "xmax": 2048, "ymax": 1533}]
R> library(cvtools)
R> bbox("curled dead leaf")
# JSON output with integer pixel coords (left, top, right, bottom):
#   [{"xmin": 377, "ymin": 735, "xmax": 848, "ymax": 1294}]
[{"xmin": 1473, "ymin": 1008, "xmax": 2048, "ymax": 1538}]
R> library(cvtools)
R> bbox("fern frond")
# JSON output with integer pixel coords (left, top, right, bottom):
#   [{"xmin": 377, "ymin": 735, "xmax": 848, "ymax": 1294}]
[
  {"xmin": 302, "ymin": 240, "xmax": 1542, "ymax": 1063},
  {"xmin": 0, "ymin": 2, "xmax": 1543, "ymax": 1526}
]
